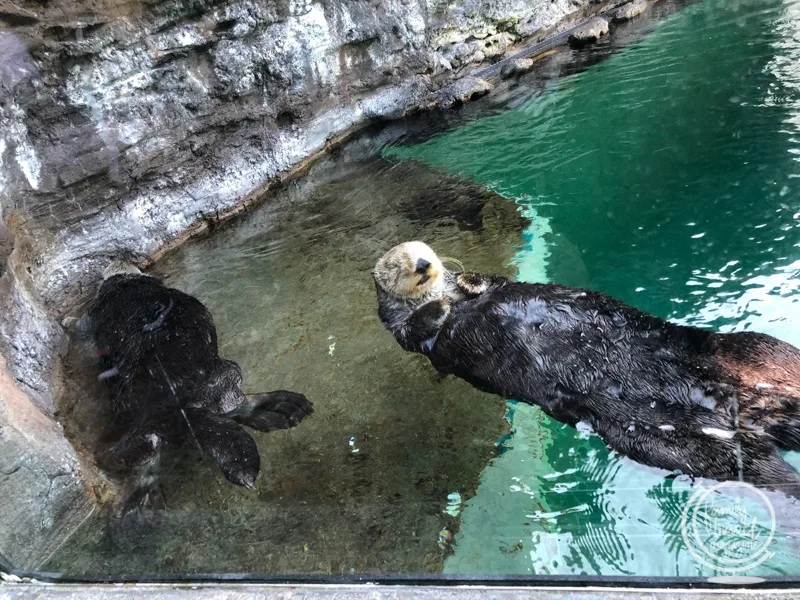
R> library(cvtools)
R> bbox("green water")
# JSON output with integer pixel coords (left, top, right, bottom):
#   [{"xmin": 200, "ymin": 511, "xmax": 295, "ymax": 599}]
[{"xmin": 388, "ymin": 0, "xmax": 800, "ymax": 577}]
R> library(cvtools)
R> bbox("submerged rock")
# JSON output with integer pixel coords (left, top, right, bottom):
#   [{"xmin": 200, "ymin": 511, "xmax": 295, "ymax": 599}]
[
  {"xmin": 435, "ymin": 77, "xmax": 493, "ymax": 107},
  {"xmin": 568, "ymin": 16, "xmax": 610, "ymax": 48},
  {"xmin": 500, "ymin": 57, "xmax": 536, "ymax": 79},
  {"xmin": 613, "ymin": 0, "xmax": 649, "ymax": 23}
]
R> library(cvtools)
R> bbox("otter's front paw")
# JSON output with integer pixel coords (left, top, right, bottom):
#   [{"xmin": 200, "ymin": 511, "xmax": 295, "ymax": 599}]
[
  {"xmin": 62, "ymin": 312, "xmax": 93, "ymax": 338},
  {"xmin": 431, "ymin": 297, "xmax": 452, "ymax": 326},
  {"xmin": 402, "ymin": 298, "xmax": 453, "ymax": 351},
  {"xmin": 456, "ymin": 273, "xmax": 491, "ymax": 297},
  {"xmin": 414, "ymin": 297, "xmax": 452, "ymax": 329}
]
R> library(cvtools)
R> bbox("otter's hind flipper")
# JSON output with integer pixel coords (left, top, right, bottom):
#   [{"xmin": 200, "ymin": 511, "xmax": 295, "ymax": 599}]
[
  {"xmin": 186, "ymin": 408, "xmax": 260, "ymax": 488},
  {"xmin": 456, "ymin": 272, "xmax": 498, "ymax": 297},
  {"xmin": 227, "ymin": 391, "xmax": 313, "ymax": 432}
]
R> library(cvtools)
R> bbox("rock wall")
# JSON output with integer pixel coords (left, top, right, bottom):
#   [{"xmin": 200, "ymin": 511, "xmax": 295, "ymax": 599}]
[
  {"xmin": 0, "ymin": 350, "xmax": 92, "ymax": 570},
  {"xmin": 1, "ymin": 0, "xmax": 603, "ymax": 318},
  {"xmin": 0, "ymin": 0, "xmax": 617, "ymax": 572}
]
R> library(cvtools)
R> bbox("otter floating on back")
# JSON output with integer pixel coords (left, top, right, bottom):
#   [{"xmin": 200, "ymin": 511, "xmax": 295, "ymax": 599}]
[
  {"xmin": 65, "ymin": 261, "xmax": 314, "ymax": 528},
  {"xmin": 373, "ymin": 241, "xmax": 800, "ymax": 496}
]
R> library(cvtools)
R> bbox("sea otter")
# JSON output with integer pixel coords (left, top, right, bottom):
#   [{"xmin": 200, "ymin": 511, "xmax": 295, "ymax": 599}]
[
  {"xmin": 373, "ymin": 241, "xmax": 800, "ymax": 496},
  {"xmin": 65, "ymin": 262, "xmax": 313, "ymax": 518}
]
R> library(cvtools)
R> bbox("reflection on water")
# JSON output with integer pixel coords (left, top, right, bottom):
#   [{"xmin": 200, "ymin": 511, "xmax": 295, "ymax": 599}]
[{"xmin": 389, "ymin": 0, "xmax": 800, "ymax": 577}]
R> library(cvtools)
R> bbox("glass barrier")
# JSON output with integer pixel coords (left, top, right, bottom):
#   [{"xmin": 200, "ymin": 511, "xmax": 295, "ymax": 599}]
[{"xmin": 2, "ymin": 0, "xmax": 800, "ymax": 589}]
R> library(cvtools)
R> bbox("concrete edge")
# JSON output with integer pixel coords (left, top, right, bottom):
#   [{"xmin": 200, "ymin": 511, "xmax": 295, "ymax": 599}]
[{"xmin": 2, "ymin": 582, "xmax": 800, "ymax": 599}]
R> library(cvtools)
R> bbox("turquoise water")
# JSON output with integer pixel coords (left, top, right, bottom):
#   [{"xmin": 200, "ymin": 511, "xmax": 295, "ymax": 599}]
[{"xmin": 388, "ymin": 0, "xmax": 800, "ymax": 577}]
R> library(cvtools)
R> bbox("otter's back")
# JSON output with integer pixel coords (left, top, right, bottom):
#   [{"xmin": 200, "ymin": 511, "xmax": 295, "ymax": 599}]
[
  {"xmin": 430, "ymin": 282, "xmax": 727, "ymax": 424},
  {"xmin": 90, "ymin": 274, "xmax": 219, "ymax": 411}
]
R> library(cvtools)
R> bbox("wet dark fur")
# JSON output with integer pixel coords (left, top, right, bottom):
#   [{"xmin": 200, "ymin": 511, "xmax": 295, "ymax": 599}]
[
  {"xmin": 75, "ymin": 273, "xmax": 313, "ymax": 537},
  {"xmin": 376, "ymin": 272, "xmax": 800, "ymax": 496}
]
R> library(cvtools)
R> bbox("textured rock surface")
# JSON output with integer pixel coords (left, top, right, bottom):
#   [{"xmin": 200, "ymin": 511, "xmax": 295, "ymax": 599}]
[
  {"xmin": 0, "ymin": 0, "xmax": 602, "ymax": 318},
  {"xmin": 0, "ymin": 250, "xmax": 66, "ymax": 415},
  {"xmin": 0, "ymin": 355, "xmax": 92, "ymax": 570},
  {"xmin": 613, "ymin": 0, "xmax": 649, "ymax": 23},
  {"xmin": 499, "ymin": 56, "xmax": 534, "ymax": 79},
  {"xmin": 0, "ymin": 0, "xmax": 612, "ymax": 420},
  {"xmin": 568, "ymin": 16, "xmax": 610, "ymax": 47},
  {"xmin": 0, "ymin": 221, "xmax": 12, "ymax": 274},
  {"xmin": 434, "ymin": 76, "xmax": 492, "ymax": 106}
]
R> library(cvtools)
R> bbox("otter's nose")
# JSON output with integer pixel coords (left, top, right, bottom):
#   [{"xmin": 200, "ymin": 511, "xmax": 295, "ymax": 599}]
[{"xmin": 415, "ymin": 258, "xmax": 431, "ymax": 274}]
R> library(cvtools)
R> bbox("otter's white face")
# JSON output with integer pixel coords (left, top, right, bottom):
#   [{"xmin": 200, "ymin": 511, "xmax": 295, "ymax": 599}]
[
  {"xmin": 102, "ymin": 260, "xmax": 142, "ymax": 279},
  {"xmin": 373, "ymin": 241, "xmax": 445, "ymax": 300}
]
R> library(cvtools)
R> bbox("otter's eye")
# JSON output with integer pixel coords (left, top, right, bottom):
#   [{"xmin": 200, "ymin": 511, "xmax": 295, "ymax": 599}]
[{"xmin": 415, "ymin": 258, "xmax": 431, "ymax": 275}]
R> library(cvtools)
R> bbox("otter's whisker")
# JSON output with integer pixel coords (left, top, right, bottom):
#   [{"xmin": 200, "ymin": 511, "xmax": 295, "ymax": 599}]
[{"xmin": 440, "ymin": 256, "xmax": 465, "ymax": 273}]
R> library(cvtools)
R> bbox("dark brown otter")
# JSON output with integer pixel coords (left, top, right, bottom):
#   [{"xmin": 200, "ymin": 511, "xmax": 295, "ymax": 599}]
[
  {"xmin": 374, "ymin": 242, "xmax": 800, "ymax": 497},
  {"xmin": 66, "ymin": 261, "xmax": 314, "ymax": 531}
]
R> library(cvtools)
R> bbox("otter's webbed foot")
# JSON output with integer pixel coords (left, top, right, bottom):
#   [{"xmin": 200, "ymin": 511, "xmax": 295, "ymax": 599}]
[
  {"xmin": 227, "ymin": 391, "xmax": 314, "ymax": 432},
  {"xmin": 400, "ymin": 298, "xmax": 452, "ymax": 351},
  {"xmin": 456, "ymin": 272, "xmax": 496, "ymax": 297},
  {"xmin": 185, "ymin": 408, "xmax": 261, "ymax": 488}
]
